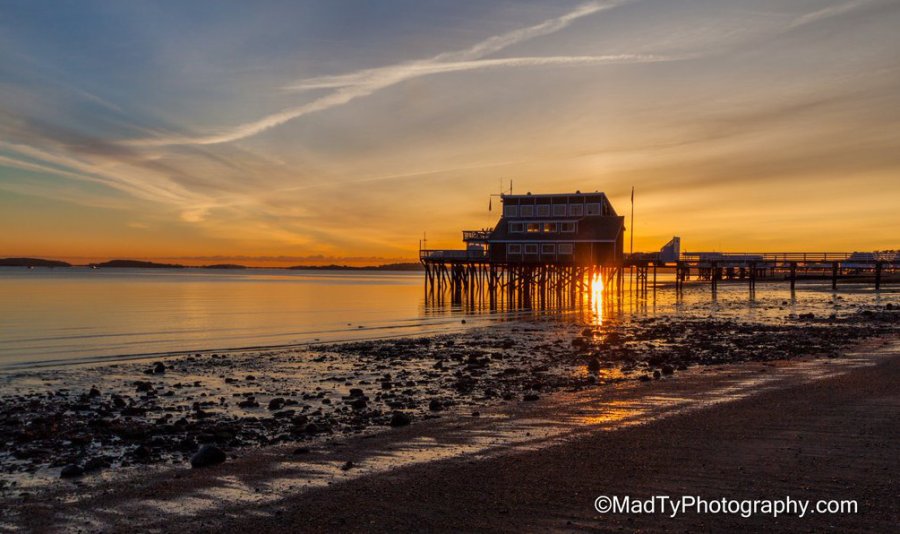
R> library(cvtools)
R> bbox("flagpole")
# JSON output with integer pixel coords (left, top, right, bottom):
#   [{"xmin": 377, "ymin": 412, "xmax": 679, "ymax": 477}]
[
  {"xmin": 630, "ymin": 186, "xmax": 634, "ymax": 256},
  {"xmin": 629, "ymin": 186, "xmax": 634, "ymax": 297}
]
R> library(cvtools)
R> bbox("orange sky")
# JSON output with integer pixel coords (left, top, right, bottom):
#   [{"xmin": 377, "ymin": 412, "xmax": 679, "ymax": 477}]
[{"xmin": 1, "ymin": 1, "xmax": 898, "ymax": 266}]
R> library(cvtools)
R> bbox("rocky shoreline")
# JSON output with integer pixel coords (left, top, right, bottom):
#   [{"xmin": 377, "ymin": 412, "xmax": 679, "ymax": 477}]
[{"xmin": 0, "ymin": 305, "xmax": 897, "ymax": 492}]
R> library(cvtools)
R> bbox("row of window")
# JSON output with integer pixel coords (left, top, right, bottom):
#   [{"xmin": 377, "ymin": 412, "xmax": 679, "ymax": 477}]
[
  {"xmin": 509, "ymin": 221, "xmax": 576, "ymax": 233},
  {"xmin": 507, "ymin": 243, "xmax": 574, "ymax": 255},
  {"xmin": 504, "ymin": 203, "xmax": 606, "ymax": 218}
]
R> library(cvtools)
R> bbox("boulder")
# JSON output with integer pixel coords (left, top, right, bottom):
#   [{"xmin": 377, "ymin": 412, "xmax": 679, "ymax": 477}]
[
  {"xmin": 390, "ymin": 412, "xmax": 412, "ymax": 427},
  {"xmin": 60, "ymin": 464, "xmax": 84, "ymax": 478},
  {"xmin": 190, "ymin": 445, "xmax": 227, "ymax": 468}
]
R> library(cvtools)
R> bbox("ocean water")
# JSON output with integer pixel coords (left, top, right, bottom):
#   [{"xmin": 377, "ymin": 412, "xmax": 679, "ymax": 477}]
[{"xmin": 0, "ymin": 267, "xmax": 894, "ymax": 370}]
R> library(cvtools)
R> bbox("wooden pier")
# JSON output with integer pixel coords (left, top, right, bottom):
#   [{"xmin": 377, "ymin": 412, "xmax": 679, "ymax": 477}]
[
  {"xmin": 421, "ymin": 250, "xmax": 624, "ymax": 309},
  {"xmin": 421, "ymin": 250, "xmax": 898, "ymax": 308},
  {"xmin": 419, "ymin": 190, "xmax": 896, "ymax": 308}
]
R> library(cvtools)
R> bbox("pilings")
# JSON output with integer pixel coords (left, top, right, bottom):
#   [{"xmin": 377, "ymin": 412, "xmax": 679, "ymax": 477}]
[
  {"xmin": 423, "ymin": 261, "xmax": 625, "ymax": 309},
  {"xmin": 424, "ymin": 257, "xmax": 893, "ymax": 309}
]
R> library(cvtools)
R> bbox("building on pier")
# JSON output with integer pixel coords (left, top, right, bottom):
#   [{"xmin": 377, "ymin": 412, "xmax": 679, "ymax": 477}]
[{"xmin": 422, "ymin": 191, "xmax": 625, "ymax": 266}]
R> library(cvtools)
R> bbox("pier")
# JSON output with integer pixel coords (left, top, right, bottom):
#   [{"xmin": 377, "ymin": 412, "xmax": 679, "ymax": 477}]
[{"xmin": 421, "ymin": 191, "xmax": 897, "ymax": 307}]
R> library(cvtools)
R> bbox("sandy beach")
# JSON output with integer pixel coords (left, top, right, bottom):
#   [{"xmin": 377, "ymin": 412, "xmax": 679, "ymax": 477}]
[{"xmin": 2, "ymin": 328, "xmax": 897, "ymax": 532}]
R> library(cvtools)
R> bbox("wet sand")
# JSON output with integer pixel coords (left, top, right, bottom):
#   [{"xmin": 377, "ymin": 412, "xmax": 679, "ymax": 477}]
[
  {"xmin": 2, "ymin": 310, "xmax": 896, "ymax": 488},
  {"xmin": 3, "ymin": 336, "xmax": 897, "ymax": 532}
]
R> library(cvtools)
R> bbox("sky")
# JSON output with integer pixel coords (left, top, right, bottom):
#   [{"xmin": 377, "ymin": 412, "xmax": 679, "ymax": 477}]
[{"xmin": 1, "ymin": 0, "xmax": 898, "ymax": 266}]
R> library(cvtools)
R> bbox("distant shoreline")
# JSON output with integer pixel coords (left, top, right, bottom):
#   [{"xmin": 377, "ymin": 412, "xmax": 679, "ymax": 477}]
[{"xmin": 0, "ymin": 257, "xmax": 423, "ymax": 271}]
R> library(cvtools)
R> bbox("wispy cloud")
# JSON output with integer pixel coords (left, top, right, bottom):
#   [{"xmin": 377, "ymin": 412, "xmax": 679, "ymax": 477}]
[
  {"xmin": 126, "ymin": 1, "xmax": 652, "ymax": 147},
  {"xmin": 789, "ymin": 0, "xmax": 873, "ymax": 28}
]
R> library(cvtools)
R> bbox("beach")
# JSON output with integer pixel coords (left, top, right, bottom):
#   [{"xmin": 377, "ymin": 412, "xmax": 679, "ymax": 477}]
[
  {"xmin": 1, "ymin": 335, "xmax": 897, "ymax": 532},
  {"xmin": 1, "ymin": 299, "xmax": 897, "ymax": 531}
]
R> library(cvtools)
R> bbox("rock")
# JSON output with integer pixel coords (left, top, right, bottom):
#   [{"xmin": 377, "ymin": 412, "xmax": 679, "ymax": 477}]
[
  {"xmin": 292, "ymin": 447, "xmax": 311, "ymax": 455},
  {"xmin": 245, "ymin": 375, "xmax": 256, "ymax": 381},
  {"xmin": 428, "ymin": 399, "xmax": 443, "ymax": 412},
  {"xmin": 152, "ymin": 362, "xmax": 166, "ymax": 374},
  {"xmin": 390, "ymin": 412, "xmax": 412, "ymax": 427},
  {"xmin": 88, "ymin": 386, "xmax": 101, "ymax": 398},
  {"xmin": 190, "ymin": 445, "xmax": 227, "ymax": 468},
  {"xmin": 349, "ymin": 398, "xmax": 367, "ymax": 409},
  {"xmin": 134, "ymin": 381, "xmax": 153, "ymax": 393},
  {"xmin": 268, "ymin": 398, "xmax": 285, "ymax": 410},
  {"xmin": 111, "ymin": 394, "xmax": 126, "ymax": 408},
  {"xmin": 348, "ymin": 388, "xmax": 365, "ymax": 398},
  {"xmin": 83, "ymin": 457, "xmax": 109, "ymax": 472},
  {"xmin": 587, "ymin": 358, "xmax": 601, "ymax": 373},
  {"xmin": 653, "ymin": 370, "xmax": 661, "ymax": 379},
  {"xmin": 341, "ymin": 461, "xmax": 354, "ymax": 471},
  {"xmin": 638, "ymin": 375, "xmax": 652, "ymax": 382},
  {"xmin": 886, "ymin": 303, "xmax": 893, "ymax": 310},
  {"xmin": 523, "ymin": 393, "xmax": 540, "ymax": 402},
  {"xmin": 661, "ymin": 364, "xmax": 675, "ymax": 376},
  {"xmin": 60, "ymin": 464, "xmax": 84, "ymax": 478},
  {"xmin": 238, "ymin": 398, "xmax": 259, "ymax": 409},
  {"xmin": 581, "ymin": 328, "xmax": 593, "ymax": 337}
]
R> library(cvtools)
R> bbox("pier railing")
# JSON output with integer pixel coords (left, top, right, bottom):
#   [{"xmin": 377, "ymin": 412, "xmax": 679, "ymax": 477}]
[
  {"xmin": 679, "ymin": 252, "xmax": 898, "ymax": 267},
  {"xmin": 420, "ymin": 249, "xmax": 488, "ymax": 261},
  {"xmin": 462, "ymin": 230, "xmax": 493, "ymax": 242}
]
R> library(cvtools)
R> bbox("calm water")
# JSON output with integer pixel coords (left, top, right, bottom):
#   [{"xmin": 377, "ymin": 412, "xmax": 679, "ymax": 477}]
[{"xmin": 0, "ymin": 267, "xmax": 894, "ymax": 370}]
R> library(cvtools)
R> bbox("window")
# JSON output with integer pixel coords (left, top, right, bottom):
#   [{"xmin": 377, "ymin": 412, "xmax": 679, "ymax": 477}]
[
  {"xmin": 509, "ymin": 223, "xmax": 524, "ymax": 233},
  {"xmin": 569, "ymin": 204, "xmax": 583, "ymax": 217},
  {"xmin": 558, "ymin": 244, "xmax": 573, "ymax": 255},
  {"xmin": 526, "ymin": 223, "xmax": 541, "ymax": 233},
  {"xmin": 543, "ymin": 222, "xmax": 556, "ymax": 232},
  {"xmin": 507, "ymin": 244, "xmax": 522, "ymax": 254},
  {"xmin": 520, "ymin": 205, "xmax": 534, "ymax": 217},
  {"xmin": 552, "ymin": 204, "xmax": 567, "ymax": 217},
  {"xmin": 524, "ymin": 244, "xmax": 538, "ymax": 255},
  {"xmin": 536, "ymin": 205, "xmax": 550, "ymax": 217},
  {"xmin": 541, "ymin": 244, "xmax": 555, "ymax": 255},
  {"xmin": 586, "ymin": 203, "xmax": 602, "ymax": 215},
  {"xmin": 560, "ymin": 222, "xmax": 576, "ymax": 233},
  {"xmin": 504, "ymin": 205, "xmax": 518, "ymax": 217}
]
